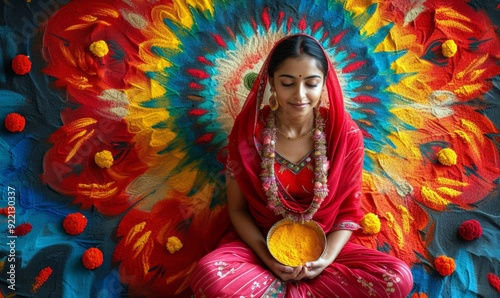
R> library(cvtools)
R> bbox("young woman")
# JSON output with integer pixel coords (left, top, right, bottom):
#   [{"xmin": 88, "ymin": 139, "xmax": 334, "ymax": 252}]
[{"xmin": 189, "ymin": 34, "xmax": 413, "ymax": 297}]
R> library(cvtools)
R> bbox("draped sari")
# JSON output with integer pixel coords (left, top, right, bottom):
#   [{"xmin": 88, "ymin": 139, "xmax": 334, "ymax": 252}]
[{"xmin": 189, "ymin": 34, "xmax": 413, "ymax": 297}]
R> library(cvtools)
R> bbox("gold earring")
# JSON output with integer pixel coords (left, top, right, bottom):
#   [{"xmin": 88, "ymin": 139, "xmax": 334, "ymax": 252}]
[{"xmin": 269, "ymin": 92, "xmax": 279, "ymax": 111}]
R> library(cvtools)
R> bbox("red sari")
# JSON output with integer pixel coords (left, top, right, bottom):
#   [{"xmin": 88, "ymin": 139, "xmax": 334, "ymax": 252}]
[{"xmin": 189, "ymin": 34, "xmax": 413, "ymax": 297}]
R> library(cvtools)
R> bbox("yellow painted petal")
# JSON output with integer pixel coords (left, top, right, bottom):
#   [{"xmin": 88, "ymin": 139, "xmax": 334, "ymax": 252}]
[
  {"xmin": 126, "ymin": 222, "xmax": 146, "ymax": 245},
  {"xmin": 398, "ymin": 205, "xmax": 413, "ymax": 234},
  {"xmin": 435, "ymin": 19, "xmax": 473, "ymax": 33},
  {"xmin": 437, "ymin": 187, "xmax": 462, "ymax": 197},
  {"xmin": 385, "ymin": 212, "xmax": 404, "ymax": 249},
  {"xmin": 77, "ymin": 182, "xmax": 118, "ymax": 199},
  {"xmin": 454, "ymin": 83, "xmax": 484, "ymax": 97},
  {"xmin": 421, "ymin": 186, "xmax": 450, "ymax": 210},
  {"xmin": 436, "ymin": 177, "xmax": 468, "ymax": 187},
  {"xmin": 391, "ymin": 108, "xmax": 425, "ymax": 128},
  {"xmin": 133, "ymin": 230, "xmax": 152, "ymax": 258}
]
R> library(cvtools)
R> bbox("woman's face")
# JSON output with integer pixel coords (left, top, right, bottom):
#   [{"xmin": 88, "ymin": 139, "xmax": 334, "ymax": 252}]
[{"xmin": 270, "ymin": 55, "xmax": 325, "ymax": 117}]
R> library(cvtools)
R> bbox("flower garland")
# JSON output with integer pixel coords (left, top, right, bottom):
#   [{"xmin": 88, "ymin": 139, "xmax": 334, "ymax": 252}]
[{"xmin": 260, "ymin": 108, "xmax": 329, "ymax": 223}]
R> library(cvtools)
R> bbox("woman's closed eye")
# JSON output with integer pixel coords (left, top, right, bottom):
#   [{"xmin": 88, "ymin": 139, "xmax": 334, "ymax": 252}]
[{"xmin": 280, "ymin": 81, "xmax": 320, "ymax": 88}]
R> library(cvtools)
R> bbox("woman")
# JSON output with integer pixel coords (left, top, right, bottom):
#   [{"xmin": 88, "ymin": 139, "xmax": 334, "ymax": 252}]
[{"xmin": 189, "ymin": 34, "xmax": 413, "ymax": 297}]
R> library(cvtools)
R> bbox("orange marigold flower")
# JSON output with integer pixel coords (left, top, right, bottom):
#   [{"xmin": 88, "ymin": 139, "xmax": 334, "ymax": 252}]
[
  {"xmin": 63, "ymin": 212, "xmax": 88, "ymax": 235},
  {"xmin": 12, "ymin": 54, "xmax": 32, "ymax": 75},
  {"xmin": 82, "ymin": 247, "xmax": 104, "ymax": 270},
  {"xmin": 434, "ymin": 255, "xmax": 456, "ymax": 276},
  {"xmin": 4, "ymin": 113, "xmax": 26, "ymax": 133}
]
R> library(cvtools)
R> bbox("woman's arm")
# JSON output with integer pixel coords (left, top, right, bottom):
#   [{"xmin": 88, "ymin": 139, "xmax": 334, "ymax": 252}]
[
  {"xmin": 226, "ymin": 175, "xmax": 301, "ymax": 280},
  {"xmin": 322, "ymin": 229, "xmax": 353, "ymax": 263}
]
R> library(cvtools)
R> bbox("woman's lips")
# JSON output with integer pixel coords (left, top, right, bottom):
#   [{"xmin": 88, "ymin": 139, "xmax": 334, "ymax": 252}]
[{"xmin": 289, "ymin": 103, "xmax": 309, "ymax": 109}]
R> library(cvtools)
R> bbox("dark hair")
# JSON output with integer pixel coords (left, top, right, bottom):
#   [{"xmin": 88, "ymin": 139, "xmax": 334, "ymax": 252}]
[{"xmin": 267, "ymin": 35, "xmax": 328, "ymax": 78}]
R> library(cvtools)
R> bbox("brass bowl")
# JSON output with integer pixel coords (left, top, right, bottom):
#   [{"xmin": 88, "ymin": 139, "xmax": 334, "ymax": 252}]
[{"xmin": 266, "ymin": 219, "xmax": 327, "ymax": 267}]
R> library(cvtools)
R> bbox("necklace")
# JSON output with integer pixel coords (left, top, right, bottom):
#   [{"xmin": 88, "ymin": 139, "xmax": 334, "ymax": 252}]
[
  {"xmin": 260, "ymin": 108, "xmax": 329, "ymax": 223},
  {"xmin": 276, "ymin": 126, "xmax": 314, "ymax": 141}
]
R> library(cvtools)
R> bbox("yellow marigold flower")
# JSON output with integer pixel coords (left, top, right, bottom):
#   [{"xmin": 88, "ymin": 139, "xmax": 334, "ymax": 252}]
[
  {"xmin": 166, "ymin": 236, "xmax": 183, "ymax": 254},
  {"xmin": 89, "ymin": 40, "xmax": 109, "ymax": 57},
  {"xmin": 437, "ymin": 148, "xmax": 457, "ymax": 166},
  {"xmin": 360, "ymin": 213, "xmax": 381, "ymax": 235},
  {"xmin": 442, "ymin": 40, "xmax": 457, "ymax": 57},
  {"xmin": 94, "ymin": 150, "xmax": 114, "ymax": 168}
]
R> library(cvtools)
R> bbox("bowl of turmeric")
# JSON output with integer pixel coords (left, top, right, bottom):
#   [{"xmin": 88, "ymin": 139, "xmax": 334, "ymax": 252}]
[{"xmin": 266, "ymin": 219, "xmax": 326, "ymax": 267}]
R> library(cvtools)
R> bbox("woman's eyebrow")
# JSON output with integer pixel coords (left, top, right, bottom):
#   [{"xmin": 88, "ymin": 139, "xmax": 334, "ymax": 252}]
[{"xmin": 278, "ymin": 74, "xmax": 322, "ymax": 79}]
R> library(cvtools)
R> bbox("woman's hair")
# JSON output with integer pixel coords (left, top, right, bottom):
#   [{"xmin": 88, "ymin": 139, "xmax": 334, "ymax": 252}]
[{"xmin": 267, "ymin": 35, "xmax": 328, "ymax": 78}]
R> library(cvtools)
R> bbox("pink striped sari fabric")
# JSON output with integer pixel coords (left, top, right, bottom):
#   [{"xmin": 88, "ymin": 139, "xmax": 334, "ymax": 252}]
[{"xmin": 189, "ymin": 239, "xmax": 413, "ymax": 297}]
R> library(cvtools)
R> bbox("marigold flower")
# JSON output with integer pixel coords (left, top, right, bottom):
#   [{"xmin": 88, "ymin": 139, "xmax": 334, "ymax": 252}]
[
  {"xmin": 89, "ymin": 40, "xmax": 109, "ymax": 57},
  {"xmin": 442, "ymin": 40, "xmax": 457, "ymax": 57},
  {"xmin": 434, "ymin": 255, "xmax": 456, "ymax": 276},
  {"xmin": 437, "ymin": 148, "xmax": 457, "ymax": 166},
  {"xmin": 166, "ymin": 236, "xmax": 183, "ymax": 254},
  {"xmin": 458, "ymin": 219, "xmax": 482, "ymax": 241},
  {"xmin": 94, "ymin": 150, "xmax": 114, "ymax": 168},
  {"xmin": 12, "ymin": 54, "xmax": 32, "ymax": 75},
  {"xmin": 82, "ymin": 247, "xmax": 103, "ymax": 269},
  {"xmin": 63, "ymin": 212, "xmax": 88, "ymax": 235},
  {"xmin": 411, "ymin": 293, "xmax": 428, "ymax": 298},
  {"xmin": 4, "ymin": 112, "xmax": 26, "ymax": 132},
  {"xmin": 360, "ymin": 213, "xmax": 381, "ymax": 235}
]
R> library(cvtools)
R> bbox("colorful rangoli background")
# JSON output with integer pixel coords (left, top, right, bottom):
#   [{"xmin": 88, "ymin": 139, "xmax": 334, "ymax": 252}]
[{"xmin": 1, "ymin": 0, "xmax": 500, "ymax": 297}]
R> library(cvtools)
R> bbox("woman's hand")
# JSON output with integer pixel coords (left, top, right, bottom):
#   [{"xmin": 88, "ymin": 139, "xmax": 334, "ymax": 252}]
[
  {"xmin": 265, "ymin": 259, "xmax": 304, "ymax": 282},
  {"xmin": 291, "ymin": 229, "xmax": 356, "ymax": 281},
  {"xmin": 265, "ymin": 257, "xmax": 329, "ymax": 282},
  {"xmin": 294, "ymin": 257, "xmax": 330, "ymax": 280}
]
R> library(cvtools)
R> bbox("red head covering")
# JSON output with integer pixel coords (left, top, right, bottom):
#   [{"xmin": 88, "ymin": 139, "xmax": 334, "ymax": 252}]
[{"xmin": 227, "ymin": 34, "xmax": 364, "ymax": 233}]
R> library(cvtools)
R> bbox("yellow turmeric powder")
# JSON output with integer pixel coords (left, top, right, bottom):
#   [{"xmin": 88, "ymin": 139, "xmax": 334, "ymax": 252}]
[{"xmin": 267, "ymin": 220, "xmax": 325, "ymax": 267}]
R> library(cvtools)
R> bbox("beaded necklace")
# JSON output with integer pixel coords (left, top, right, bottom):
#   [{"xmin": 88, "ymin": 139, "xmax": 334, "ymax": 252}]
[{"xmin": 260, "ymin": 108, "xmax": 329, "ymax": 223}]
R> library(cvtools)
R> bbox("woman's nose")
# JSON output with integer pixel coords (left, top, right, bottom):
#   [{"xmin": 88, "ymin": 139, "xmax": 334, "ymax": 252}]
[{"xmin": 295, "ymin": 83, "xmax": 306, "ymax": 99}]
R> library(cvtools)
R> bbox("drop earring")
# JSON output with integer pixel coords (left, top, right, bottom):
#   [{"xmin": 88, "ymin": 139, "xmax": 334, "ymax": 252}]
[{"xmin": 269, "ymin": 92, "xmax": 279, "ymax": 111}]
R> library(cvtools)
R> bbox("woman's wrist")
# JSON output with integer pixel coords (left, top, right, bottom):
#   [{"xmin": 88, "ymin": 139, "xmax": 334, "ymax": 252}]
[{"xmin": 322, "ymin": 229, "xmax": 353, "ymax": 263}]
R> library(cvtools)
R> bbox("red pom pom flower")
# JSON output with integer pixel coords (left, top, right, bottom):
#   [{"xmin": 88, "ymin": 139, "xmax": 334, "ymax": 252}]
[
  {"xmin": 488, "ymin": 273, "xmax": 500, "ymax": 294},
  {"xmin": 63, "ymin": 212, "xmax": 88, "ymax": 235},
  {"xmin": 82, "ymin": 247, "xmax": 103, "ymax": 270},
  {"xmin": 458, "ymin": 219, "xmax": 483, "ymax": 241},
  {"xmin": 14, "ymin": 223, "xmax": 33, "ymax": 236},
  {"xmin": 12, "ymin": 54, "xmax": 32, "ymax": 75},
  {"xmin": 32, "ymin": 267, "xmax": 53, "ymax": 293},
  {"xmin": 434, "ymin": 255, "xmax": 456, "ymax": 276},
  {"xmin": 4, "ymin": 113, "xmax": 26, "ymax": 132}
]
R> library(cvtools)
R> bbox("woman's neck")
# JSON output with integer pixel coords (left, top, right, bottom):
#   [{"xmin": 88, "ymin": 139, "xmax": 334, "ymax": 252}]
[{"xmin": 275, "ymin": 109, "xmax": 315, "ymax": 138}]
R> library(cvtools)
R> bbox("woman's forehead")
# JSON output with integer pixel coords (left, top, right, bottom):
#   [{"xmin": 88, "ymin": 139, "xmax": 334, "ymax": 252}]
[{"xmin": 274, "ymin": 56, "xmax": 324, "ymax": 77}]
